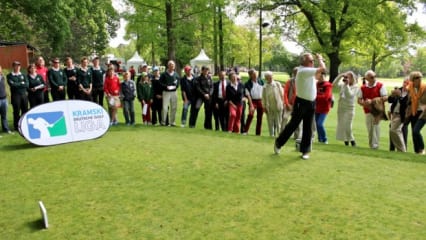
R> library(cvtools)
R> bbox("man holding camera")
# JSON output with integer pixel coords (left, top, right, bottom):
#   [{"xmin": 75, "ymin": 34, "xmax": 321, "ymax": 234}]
[{"xmin": 357, "ymin": 70, "xmax": 388, "ymax": 149}]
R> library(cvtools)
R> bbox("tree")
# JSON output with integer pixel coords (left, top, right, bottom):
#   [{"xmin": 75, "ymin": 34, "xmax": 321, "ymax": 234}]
[
  {"xmin": 0, "ymin": 0, "xmax": 119, "ymax": 60},
  {"xmin": 238, "ymin": 0, "xmax": 424, "ymax": 81},
  {"xmin": 126, "ymin": 0, "xmax": 215, "ymax": 73},
  {"xmin": 410, "ymin": 47, "xmax": 426, "ymax": 73}
]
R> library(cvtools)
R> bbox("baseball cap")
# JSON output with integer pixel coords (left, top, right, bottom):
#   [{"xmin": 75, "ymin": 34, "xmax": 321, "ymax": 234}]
[
  {"xmin": 184, "ymin": 66, "xmax": 192, "ymax": 72},
  {"xmin": 152, "ymin": 66, "xmax": 159, "ymax": 71},
  {"xmin": 12, "ymin": 61, "xmax": 21, "ymax": 66}
]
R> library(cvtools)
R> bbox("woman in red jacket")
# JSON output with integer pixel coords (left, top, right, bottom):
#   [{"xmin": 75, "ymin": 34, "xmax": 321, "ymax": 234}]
[
  {"xmin": 315, "ymin": 71, "xmax": 333, "ymax": 143},
  {"xmin": 104, "ymin": 66, "xmax": 121, "ymax": 125}
]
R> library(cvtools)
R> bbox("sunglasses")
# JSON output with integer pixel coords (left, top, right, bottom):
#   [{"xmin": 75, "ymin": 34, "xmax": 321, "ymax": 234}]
[{"xmin": 414, "ymin": 76, "xmax": 422, "ymax": 80}]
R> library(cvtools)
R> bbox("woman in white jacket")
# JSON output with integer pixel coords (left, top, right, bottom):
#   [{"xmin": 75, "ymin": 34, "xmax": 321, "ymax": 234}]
[
  {"xmin": 332, "ymin": 71, "xmax": 359, "ymax": 146},
  {"xmin": 262, "ymin": 71, "xmax": 284, "ymax": 137}
]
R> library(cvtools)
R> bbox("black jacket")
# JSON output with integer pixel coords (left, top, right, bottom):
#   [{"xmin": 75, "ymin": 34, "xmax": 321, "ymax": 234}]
[
  {"xmin": 180, "ymin": 75, "xmax": 195, "ymax": 101},
  {"xmin": 388, "ymin": 87, "xmax": 408, "ymax": 122},
  {"xmin": 194, "ymin": 74, "xmax": 212, "ymax": 99},
  {"xmin": 212, "ymin": 80, "xmax": 230, "ymax": 104},
  {"xmin": 226, "ymin": 82, "xmax": 244, "ymax": 105}
]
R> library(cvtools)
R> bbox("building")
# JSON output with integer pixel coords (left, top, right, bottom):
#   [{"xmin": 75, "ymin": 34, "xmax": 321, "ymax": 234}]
[{"xmin": 0, "ymin": 41, "xmax": 37, "ymax": 68}]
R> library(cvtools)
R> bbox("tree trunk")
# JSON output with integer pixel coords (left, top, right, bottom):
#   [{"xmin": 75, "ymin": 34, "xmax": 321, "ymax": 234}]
[
  {"xmin": 370, "ymin": 51, "xmax": 377, "ymax": 71},
  {"xmin": 218, "ymin": 5, "xmax": 224, "ymax": 72},
  {"xmin": 151, "ymin": 41, "xmax": 155, "ymax": 66},
  {"xmin": 165, "ymin": 1, "xmax": 179, "ymax": 74},
  {"xmin": 327, "ymin": 52, "xmax": 341, "ymax": 83},
  {"xmin": 213, "ymin": 6, "xmax": 219, "ymax": 75}
]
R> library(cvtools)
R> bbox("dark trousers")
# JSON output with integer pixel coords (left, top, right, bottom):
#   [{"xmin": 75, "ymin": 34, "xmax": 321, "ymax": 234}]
[
  {"xmin": 79, "ymin": 90, "xmax": 93, "ymax": 101},
  {"xmin": 240, "ymin": 101, "xmax": 246, "ymax": 133},
  {"xmin": 213, "ymin": 99, "xmax": 228, "ymax": 131},
  {"xmin": 51, "ymin": 88, "xmax": 66, "ymax": 101},
  {"xmin": 43, "ymin": 90, "xmax": 50, "ymax": 103},
  {"xmin": 11, "ymin": 93, "xmax": 28, "ymax": 130},
  {"xmin": 189, "ymin": 98, "xmax": 203, "ymax": 127},
  {"xmin": 204, "ymin": 99, "xmax": 212, "ymax": 130},
  {"xmin": 409, "ymin": 111, "xmax": 425, "ymax": 153},
  {"xmin": 276, "ymin": 97, "xmax": 315, "ymax": 154},
  {"xmin": 92, "ymin": 86, "xmax": 104, "ymax": 106},
  {"xmin": 67, "ymin": 85, "xmax": 79, "ymax": 100},
  {"xmin": 152, "ymin": 97, "xmax": 163, "ymax": 125},
  {"xmin": 189, "ymin": 97, "xmax": 212, "ymax": 129},
  {"xmin": 28, "ymin": 91, "xmax": 44, "ymax": 109}
]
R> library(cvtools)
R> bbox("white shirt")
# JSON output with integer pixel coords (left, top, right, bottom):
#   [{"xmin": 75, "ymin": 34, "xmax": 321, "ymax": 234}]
[
  {"xmin": 231, "ymin": 82, "xmax": 238, "ymax": 90},
  {"xmin": 295, "ymin": 66, "xmax": 317, "ymax": 101},
  {"xmin": 357, "ymin": 81, "xmax": 388, "ymax": 99},
  {"xmin": 250, "ymin": 81, "xmax": 263, "ymax": 99},
  {"xmin": 11, "ymin": 71, "xmax": 23, "ymax": 76}
]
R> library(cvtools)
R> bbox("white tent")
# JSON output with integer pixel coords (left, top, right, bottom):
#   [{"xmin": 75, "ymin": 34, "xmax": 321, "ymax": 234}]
[
  {"xmin": 126, "ymin": 52, "xmax": 145, "ymax": 71},
  {"xmin": 190, "ymin": 49, "xmax": 214, "ymax": 75}
]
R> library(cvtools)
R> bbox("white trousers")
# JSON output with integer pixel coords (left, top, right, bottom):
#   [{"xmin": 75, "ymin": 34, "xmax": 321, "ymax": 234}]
[{"xmin": 365, "ymin": 113, "xmax": 380, "ymax": 149}]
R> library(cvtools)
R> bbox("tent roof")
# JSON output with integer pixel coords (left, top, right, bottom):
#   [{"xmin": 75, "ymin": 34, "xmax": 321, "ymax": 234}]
[
  {"xmin": 190, "ymin": 49, "xmax": 211, "ymax": 62},
  {"xmin": 127, "ymin": 52, "xmax": 144, "ymax": 63}
]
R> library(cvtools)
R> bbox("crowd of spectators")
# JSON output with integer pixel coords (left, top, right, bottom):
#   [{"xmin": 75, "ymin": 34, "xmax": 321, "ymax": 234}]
[{"xmin": 1, "ymin": 54, "xmax": 425, "ymax": 156}]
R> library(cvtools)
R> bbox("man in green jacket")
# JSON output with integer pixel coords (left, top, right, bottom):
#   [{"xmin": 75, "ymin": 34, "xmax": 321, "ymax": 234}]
[
  {"xmin": 159, "ymin": 60, "xmax": 180, "ymax": 126},
  {"xmin": 7, "ymin": 61, "xmax": 28, "ymax": 130},
  {"xmin": 48, "ymin": 58, "xmax": 67, "ymax": 101}
]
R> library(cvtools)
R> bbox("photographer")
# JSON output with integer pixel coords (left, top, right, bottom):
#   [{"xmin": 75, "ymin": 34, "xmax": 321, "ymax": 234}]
[
  {"xmin": 387, "ymin": 78, "xmax": 409, "ymax": 152},
  {"xmin": 332, "ymin": 71, "xmax": 359, "ymax": 146}
]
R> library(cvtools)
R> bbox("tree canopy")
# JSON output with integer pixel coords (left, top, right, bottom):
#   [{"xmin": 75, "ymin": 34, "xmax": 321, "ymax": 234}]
[
  {"xmin": 0, "ymin": 0, "xmax": 119, "ymax": 60},
  {"xmin": 1, "ymin": 0, "xmax": 425, "ymax": 78},
  {"xmin": 238, "ymin": 0, "xmax": 425, "ymax": 80}
]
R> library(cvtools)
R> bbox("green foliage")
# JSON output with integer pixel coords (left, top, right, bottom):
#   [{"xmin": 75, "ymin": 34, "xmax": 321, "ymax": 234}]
[
  {"xmin": 410, "ymin": 47, "xmax": 426, "ymax": 73},
  {"xmin": 238, "ymin": 0, "xmax": 425, "ymax": 81},
  {"xmin": 0, "ymin": 0, "xmax": 119, "ymax": 60},
  {"xmin": 124, "ymin": 0, "xmax": 293, "ymax": 71}
]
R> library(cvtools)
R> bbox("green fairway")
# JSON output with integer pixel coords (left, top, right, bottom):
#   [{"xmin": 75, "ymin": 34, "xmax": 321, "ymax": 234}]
[{"xmin": 1, "ymin": 85, "xmax": 425, "ymax": 239}]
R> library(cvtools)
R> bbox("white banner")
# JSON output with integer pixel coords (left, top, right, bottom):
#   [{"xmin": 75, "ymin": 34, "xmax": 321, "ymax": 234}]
[{"xmin": 19, "ymin": 100, "xmax": 110, "ymax": 146}]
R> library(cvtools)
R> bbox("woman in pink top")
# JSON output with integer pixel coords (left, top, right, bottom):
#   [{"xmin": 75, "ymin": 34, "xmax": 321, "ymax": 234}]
[{"xmin": 104, "ymin": 66, "xmax": 121, "ymax": 125}]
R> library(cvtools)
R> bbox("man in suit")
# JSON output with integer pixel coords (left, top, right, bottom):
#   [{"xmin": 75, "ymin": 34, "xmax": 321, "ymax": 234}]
[{"xmin": 212, "ymin": 70, "xmax": 229, "ymax": 131}]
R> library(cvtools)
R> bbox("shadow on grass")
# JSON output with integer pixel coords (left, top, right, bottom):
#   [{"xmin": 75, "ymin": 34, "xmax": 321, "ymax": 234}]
[
  {"xmin": 1, "ymin": 143, "xmax": 37, "ymax": 151},
  {"xmin": 246, "ymin": 154, "xmax": 301, "ymax": 177},
  {"xmin": 317, "ymin": 143, "xmax": 426, "ymax": 164},
  {"xmin": 26, "ymin": 219, "xmax": 45, "ymax": 232}
]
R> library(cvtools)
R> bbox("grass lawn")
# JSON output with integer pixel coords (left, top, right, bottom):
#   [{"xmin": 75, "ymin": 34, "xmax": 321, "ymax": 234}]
[{"xmin": 0, "ymin": 79, "xmax": 425, "ymax": 239}]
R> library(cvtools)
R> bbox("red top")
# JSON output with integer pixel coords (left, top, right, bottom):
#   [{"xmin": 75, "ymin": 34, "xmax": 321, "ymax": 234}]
[
  {"xmin": 36, "ymin": 65, "xmax": 49, "ymax": 92},
  {"xmin": 129, "ymin": 68, "xmax": 136, "ymax": 78},
  {"xmin": 104, "ymin": 75, "xmax": 121, "ymax": 96},
  {"xmin": 360, "ymin": 82, "xmax": 383, "ymax": 113},
  {"xmin": 315, "ymin": 81, "xmax": 333, "ymax": 114},
  {"xmin": 284, "ymin": 79, "xmax": 296, "ymax": 106}
]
